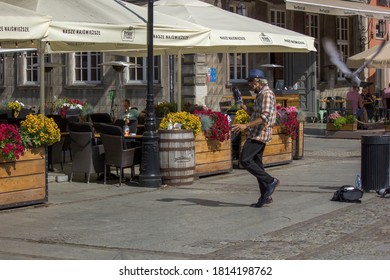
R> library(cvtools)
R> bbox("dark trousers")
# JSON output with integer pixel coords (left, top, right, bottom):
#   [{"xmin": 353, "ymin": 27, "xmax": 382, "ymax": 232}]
[{"xmin": 239, "ymin": 139, "xmax": 274, "ymax": 196}]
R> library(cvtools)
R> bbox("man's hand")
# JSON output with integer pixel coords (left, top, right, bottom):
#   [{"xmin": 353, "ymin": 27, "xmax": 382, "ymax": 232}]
[{"xmin": 231, "ymin": 123, "xmax": 247, "ymax": 133}]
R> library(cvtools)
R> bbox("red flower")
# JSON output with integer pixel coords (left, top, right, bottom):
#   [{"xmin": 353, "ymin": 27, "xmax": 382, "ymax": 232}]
[
  {"xmin": 0, "ymin": 124, "xmax": 25, "ymax": 161},
  {"xmin": 194, "ymin": 109, "xmax": 230, "ymax": 142}
]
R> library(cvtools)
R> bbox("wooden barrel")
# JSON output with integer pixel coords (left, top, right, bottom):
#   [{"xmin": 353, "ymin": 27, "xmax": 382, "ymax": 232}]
[{"xmin": 159, "ymin": 129, "xmax": 195, "ymax": 186}]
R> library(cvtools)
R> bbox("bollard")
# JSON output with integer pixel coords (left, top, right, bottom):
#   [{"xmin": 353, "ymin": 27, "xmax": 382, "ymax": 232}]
[{"xmin": 361, "ymin": 135, "xmax": 390, "ymax": 192}]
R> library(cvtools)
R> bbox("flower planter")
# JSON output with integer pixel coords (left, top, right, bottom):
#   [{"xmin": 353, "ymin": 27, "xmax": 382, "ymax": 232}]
[
  {"xmin": 292, "ymin": 122, "xmax": 304, "ymax": 160},
  {"xmin": 195, "ymin": 133, "xmax": 232, "ymax": 177},
  {"xmin": 239, "ymin": 126, "xmax": 292, "ymax": 167},
  {"xmin": 326, "ymin": 122, "xmax": 357, "ymax": 131},
  {"xmin": 385, "ymin": 124, "xmax": 390, "ymax": 132},
  {"xmin": 0, "ymin": 147, "xmax": 48, "ymax": 210}
]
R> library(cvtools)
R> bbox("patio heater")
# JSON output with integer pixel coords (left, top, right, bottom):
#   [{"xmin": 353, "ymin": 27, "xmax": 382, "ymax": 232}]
[
  {"xmin": 99, "ymin": 61, "xmax": 133, "ymax": 119},
  {"xmin": 139, "ymin": 0, "xmax": 162, "ymax": 188}
]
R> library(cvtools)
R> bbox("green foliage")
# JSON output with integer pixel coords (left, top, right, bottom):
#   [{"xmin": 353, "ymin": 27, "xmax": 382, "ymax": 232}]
[
  {"xmin": 333, "ymin": 116, "xmax": 347, "ymax": 129},
  {"xmin": 198, "ymin": 114, "xmax": 213, "ymax": 131},
  {"xmin": 155, "ymin": 101, "xmax": 177, "ymax": 117},
  {"xmin": 333, "ymin": 114, "xmax": 356, "ymax": 129},
  {"xmin": 345, "ymin": 114, "xmax": 357, "ymax": 124}
]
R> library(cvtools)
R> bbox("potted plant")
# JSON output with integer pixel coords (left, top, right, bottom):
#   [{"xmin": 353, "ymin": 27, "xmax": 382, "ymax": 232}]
[
  {"xmin": 7, "ymin": 100, "xmax": 24, "ymax": 118},
  {"xmin": 327, "ymin": 112, "xmax": 357, "ymax": 130},
  {"xmin": 19, "ymin": 114, "xmax": 61, "ymax": 147},
  {"xmin": 0, "ymin": 124, "xmax": 25, "ymax": 161},
  {"xmin": 276, "ymin": 105, "xmax": 306, "ymax": 160},
  {"xmin": 158, "ymin": 111, "xmax": 201, "ymax": 186},
  {"xmin": 155, "ymin": 101, "xmax": 177, "ymax": 118},
  {"xmin": 159, "ymin": 111, "xmax": 201, "ymax": 136},
  {"xmin": 59, "ymin": 98, "xmax": 86, "ymax": 118},
  {"xmin": 182, "ymin": 102, "xmax": 203, "ymax": 114},
  {"xmin": 193, "ymin": 108, "xmax": 230, "ymax": 143},
  {"xmin": 192, "ymin": 108, "xmax": 232, "ymax": 177},
  {"xmin": 1, "ymin": 114, "xmax": 61, "ymax": 210}
]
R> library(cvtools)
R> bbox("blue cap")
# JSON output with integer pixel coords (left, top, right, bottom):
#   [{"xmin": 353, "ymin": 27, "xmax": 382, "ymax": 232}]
[{"xmin": 247, "ymin": 69, "xmax": 265, "ymax": 80}]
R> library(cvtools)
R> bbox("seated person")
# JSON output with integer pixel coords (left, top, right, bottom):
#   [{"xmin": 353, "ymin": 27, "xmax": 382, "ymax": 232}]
[
  {"xmin": 346, "ymin": 85, "xmax": 368, "ymax": 128},
  {"xmin": 122, "ymin": 99, "xmax": 140, "ymax": 124}
]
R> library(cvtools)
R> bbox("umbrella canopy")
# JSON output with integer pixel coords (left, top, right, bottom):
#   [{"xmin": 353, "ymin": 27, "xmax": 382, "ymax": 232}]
[
  {"xmin": 153, "ymin": 0, "xmax": 316, "ymax": 54},
  {"xmin": 347, "ymin": 42, "xmax": 390, "ymax": 69},
  {"xmin": 2, "ymin": 0, "xmax": 210, "ymax": 114},
  {"xmin": 2, "ymin": 0, "xmax": 210, "ymax": 52},
  {"xmin": 0, "ymin": 1, "xmax": 51, "ymax": 47}
]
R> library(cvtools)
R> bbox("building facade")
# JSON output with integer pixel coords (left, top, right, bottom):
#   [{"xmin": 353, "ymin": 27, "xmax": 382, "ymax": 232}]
[{"xmin": 1, "ymin": 0, "xmax": 389, "ymax": 119}]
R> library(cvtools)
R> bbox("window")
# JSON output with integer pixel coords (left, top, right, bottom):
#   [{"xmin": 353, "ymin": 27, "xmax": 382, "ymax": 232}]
[
  {"xmin": 336, "ymin": 17, "xmax": 349, "ymax": 79},
  {"xmin": 228, "ymin": 3, "xmax": 251, "ymax": 82},
  {"xmin": 126, "ymin": 56, "xmax": 160, "ymax": 83},
  {"xmin": 74, "ymin": 52, "xmax": 101, "ymax": 83},
  {"xmin": 229, "ymin": 53, "xmax": 248, "ymax": 81},
  {"xmin": 376, "ymin": 20, "xmax": 386, "ymax": 39},
  {"xmin": 270, "ymin": 9, "xmax": 286, "ymax": 28},
  {"xmin": 20, "ymin": 51, "xmax": 49, "ymax": 86},
  {"xmin": 26, "ymin": 52, "xmax": 39, "ymax": 83},
  {"xmin": 378, "ymin": 0, "xmax": 390, "ymax": 7},
  {"xmin": 305, "ymin": 14, "xmax": 320, "ymax": 80}
]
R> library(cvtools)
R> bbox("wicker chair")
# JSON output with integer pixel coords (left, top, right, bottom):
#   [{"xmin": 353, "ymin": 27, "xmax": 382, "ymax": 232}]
[
  {"xmin": 69, "ymin": 123, "xmax": 104, "ymax": 183},
  {"xmin": 99, "ymin": 126, "xmax": 141, "ymax": 186}
]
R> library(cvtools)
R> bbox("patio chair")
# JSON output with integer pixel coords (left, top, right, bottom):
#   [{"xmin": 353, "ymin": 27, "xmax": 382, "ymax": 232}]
[
  {"xmin": 48, "ymin": 136, "xmax": 65, "ymax": 171},
  {"xmin": 47, "ymin": 115, "xmax": 72, "ymax": 162},
  {"xmin": 90, "ymin": 113, "xmax": 113, "ymax": 132},
  {"xmin": 100, "ymin": 130, "xmax": 141, "ymax": 186},
  {"xmin": 69, "ymin": 123, "xmax": 105, "ymax": 183}
]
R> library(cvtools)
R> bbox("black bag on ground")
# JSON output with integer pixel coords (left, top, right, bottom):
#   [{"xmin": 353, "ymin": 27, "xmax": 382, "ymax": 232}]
[{"xmin": 331, "ymin": 185, "xmax": 363, "ymax": 203}]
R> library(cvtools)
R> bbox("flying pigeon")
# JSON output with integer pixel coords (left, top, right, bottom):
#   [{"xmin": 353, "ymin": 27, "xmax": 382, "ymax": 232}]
[{"xmin": 322, "ymin": 37, "xmax": 386, "ymax": 86}]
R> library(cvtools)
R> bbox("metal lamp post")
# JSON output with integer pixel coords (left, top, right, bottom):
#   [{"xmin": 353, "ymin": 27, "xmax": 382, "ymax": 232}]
[{"xmin": 139, "ymin": 0, "xmax": 162, "ymax": 188}]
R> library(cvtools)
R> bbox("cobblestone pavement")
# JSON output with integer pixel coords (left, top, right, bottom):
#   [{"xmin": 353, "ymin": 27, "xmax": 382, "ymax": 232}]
[
  {"xmin": 0, "ymin": 136, "xmax": 389, "ymax": 260},
  {"xmin": 204, "ymin": 197, "xmax": 390, "ymax": 260}
]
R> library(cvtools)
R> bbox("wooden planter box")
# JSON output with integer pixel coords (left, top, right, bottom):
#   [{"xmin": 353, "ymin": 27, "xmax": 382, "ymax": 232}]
[
  {"xmin": 239, "ymin": 126, "xmax": 292, "ymax": 167},
  {"xmin": 385, "ymin": 124, "xmax": 390, "ymax": 132},
  {"xmin": 195, "ymin": 133, "xmax": 232, "ymax": 177},
  {"xmin": 0, "ymin": 147, "xmax": 48, "ymax": 210},
  {"xmin": 326, "ymin": 122, "xmax": 357, "ymax": 131},
  {"xmin": 292, "ymin": 122, "xmax": 304, "ymax": 160}
]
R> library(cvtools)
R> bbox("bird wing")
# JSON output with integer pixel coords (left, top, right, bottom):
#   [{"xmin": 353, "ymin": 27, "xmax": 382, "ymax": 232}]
[
  {"xmin": 352, "ymin": 39, "xmax": 387, "ymax": 76},
  {"xmin": 322, "ymin": 37, "xmax": 352, "ymax": 75}
]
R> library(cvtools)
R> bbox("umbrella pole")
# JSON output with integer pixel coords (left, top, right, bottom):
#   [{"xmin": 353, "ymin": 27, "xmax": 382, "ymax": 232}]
[
  {"xmin": 39, "ymin": 42, "xmax": 45, "ymax": 115},
  {"xmin": 177, "ymin": 49, "xmax": 182, "ymax": 112}
]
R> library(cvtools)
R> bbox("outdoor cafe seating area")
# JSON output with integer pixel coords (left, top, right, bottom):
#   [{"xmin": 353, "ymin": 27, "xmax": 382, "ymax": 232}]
[{"xmin": 0, "ymin": 108, "xmax": 144, "ymax": 185}]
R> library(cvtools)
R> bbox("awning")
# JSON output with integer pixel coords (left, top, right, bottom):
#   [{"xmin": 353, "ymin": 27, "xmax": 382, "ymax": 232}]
[{"xmin": 286, "ymin": 0, "xmax": 390, "ymax": 20}]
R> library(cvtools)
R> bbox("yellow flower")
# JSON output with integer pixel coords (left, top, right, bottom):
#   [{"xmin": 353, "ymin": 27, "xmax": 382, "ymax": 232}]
[
  {"xmin": 233, "ymin": 109, "xmax": 250, "ymax": 124},
  {"xmin": 159, "ymin": 112, "xmax": 201, "ymax": 136},
  {"xmin": 7, "ymin": 101, "xmax": 23, "ymax": 111},
  {"xmin": 20, "ymin": 114, "xmax": 61, "ymax": 147}
]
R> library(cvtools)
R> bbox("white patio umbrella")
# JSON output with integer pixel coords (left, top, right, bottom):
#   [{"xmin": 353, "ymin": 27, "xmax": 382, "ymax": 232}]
[
  {"xmin": 152, "ymin": 0, "xmax": 316, "ymax": 110},
  {"xmin": 0, "ymin": 2, "xmax": 51, "ymax": 47},
  {"xmin": 2, "ymin": 0, "xmax": 210, "ymax": 52},
  {"xmin": 153, "ymin": 0, "xmax": 316, "ymax": 54},
  {"xmin": 2, "ymin": 0, "xmax": 210, "ymax": 114},
  {"xmin": 347, "ymin": 42, "xmax": 390, "ymax": 69}
]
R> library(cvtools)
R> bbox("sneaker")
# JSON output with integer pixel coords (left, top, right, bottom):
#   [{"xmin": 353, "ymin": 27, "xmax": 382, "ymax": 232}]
[
  {"xmin": 250, "ymin": 197, "xmax": 273, "ymax": 208},
  {"xmin": 264, "ymin": 178, "xmax": 280, "ymax": 200}
]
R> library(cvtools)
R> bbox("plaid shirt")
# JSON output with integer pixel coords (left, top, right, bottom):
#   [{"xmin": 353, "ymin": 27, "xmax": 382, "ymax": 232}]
[{"xmin": 247, "ymin": 85, "xmax": 277, "ymax": 143}]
